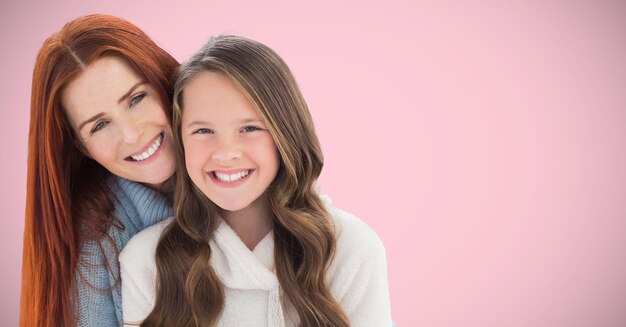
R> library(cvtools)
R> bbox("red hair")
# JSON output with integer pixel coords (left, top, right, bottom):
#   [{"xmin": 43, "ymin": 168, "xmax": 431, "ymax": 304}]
[{"xmin": 20, "ymin": 14, "xmax": 178, "ymax": 326}]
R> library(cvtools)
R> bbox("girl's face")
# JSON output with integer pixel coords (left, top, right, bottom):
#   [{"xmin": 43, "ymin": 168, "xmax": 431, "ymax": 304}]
[
  {"xmin": 181, "ymin": 72, "xmax": 280, "ymax": 214},
  {"xmin": 62, "ymin": 56, "xmax": 176, "ymax": 188}
]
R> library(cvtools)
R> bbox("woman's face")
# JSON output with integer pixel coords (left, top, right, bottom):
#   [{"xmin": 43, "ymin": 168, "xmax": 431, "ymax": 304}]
[{"xmin": 61, "ymin": 56, "xmax": 176, "ymax": 188}]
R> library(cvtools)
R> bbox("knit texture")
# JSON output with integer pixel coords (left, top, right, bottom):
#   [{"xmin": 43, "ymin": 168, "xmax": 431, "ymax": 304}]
[
  {"xmin": 76, "ymin": 176, "xmax": 173, "ymax": 327},
  {"xmin": 120, "ymin": 200, "xmax": 392, "ymax": 326}
]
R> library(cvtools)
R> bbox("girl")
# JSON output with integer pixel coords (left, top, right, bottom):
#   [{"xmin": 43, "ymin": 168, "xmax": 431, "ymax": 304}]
[
  {"xmin": 120, "ymin": 35, "xmax": 391, "ymax": 326},
  {"xmin": 21, "ymin": 15, "xmax": 178, "ymax": 326}
]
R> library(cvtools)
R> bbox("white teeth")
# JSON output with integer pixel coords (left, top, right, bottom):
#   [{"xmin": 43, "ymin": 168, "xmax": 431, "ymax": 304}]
[
  {"xmin": 131, "ymin": 134, "xmax": 163, "ymax": 161},
  {"xmin": 214, "ymin": 170, "xmax": 250, "ymax": 183}
]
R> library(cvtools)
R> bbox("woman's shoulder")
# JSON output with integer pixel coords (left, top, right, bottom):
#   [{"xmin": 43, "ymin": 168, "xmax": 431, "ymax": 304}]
[{"xmin": 119, "ymin": 217, "xmax": 174, "ymax": 266}]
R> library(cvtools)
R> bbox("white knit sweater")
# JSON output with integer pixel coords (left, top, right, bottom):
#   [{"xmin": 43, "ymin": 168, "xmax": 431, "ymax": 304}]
[{"xmin": 120, "ymin": 204, "xmax": 391, "ymax": 326}]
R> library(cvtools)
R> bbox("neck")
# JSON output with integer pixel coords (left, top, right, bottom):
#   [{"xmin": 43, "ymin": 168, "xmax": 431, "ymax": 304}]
[
  {"xmin": 221, "ymin": 193, "xmax": 272, "ymax": 250},
  {"xmin": 143, "ymin": 177, "xmax": 174, "ymax": 197}
]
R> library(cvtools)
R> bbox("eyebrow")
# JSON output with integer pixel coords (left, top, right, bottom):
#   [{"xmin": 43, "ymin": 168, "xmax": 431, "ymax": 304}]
[
  {"xmin": 78, "ymin": 112, "xmax": 106, "ymax": 132},
  {"xmin": 185, "ymin": 120, "xmax": 210, "ymax": 128},
  {"xmin": 77, "ymin": 81, "xmax": 147, "ymax": 132},
  {"xmin": 117, "ymin": 81, "xmax": 147, "ymax": 104},
  {"xmin": 239, "ymin": 118, "xmax": 264, "ymax": 124},
  {"xmin": 185, "ymin": 118, "xmax": 264, "ymax": 129}
]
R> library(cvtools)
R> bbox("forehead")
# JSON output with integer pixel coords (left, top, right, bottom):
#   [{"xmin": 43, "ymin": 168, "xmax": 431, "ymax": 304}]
[
  {"xmin": 182, "ymin": 71, "xmax": 260, "ymax": 121},
  {"xmin": 61, "ymin": 56, "xmax": 142, "ymax": 122}
]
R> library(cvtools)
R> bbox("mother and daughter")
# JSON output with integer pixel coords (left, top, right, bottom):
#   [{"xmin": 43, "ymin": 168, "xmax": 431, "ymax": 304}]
[{"xmin": 21, "ymin": 14, "xmax": 391, "ymax": 327}]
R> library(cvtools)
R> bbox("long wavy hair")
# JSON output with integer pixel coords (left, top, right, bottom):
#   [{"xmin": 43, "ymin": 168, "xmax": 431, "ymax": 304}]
[
  {"xmin": 143, "ymin": 35, "xmax": 349, "ymax": 326},
  {"xmin": 20, "ymin": 14, "xmax": 178, "ymax": 327}
]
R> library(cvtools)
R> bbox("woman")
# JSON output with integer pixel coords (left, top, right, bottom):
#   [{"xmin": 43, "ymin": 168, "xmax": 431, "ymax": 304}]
[{"xmin": 20, "ymin": 14, "xmax": 178, "ymax": 326}]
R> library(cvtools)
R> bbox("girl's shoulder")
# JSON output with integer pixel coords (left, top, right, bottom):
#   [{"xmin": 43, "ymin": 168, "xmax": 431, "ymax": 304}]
[
  {"xmin": 329, "ymin": 204, "xmax": 383, "ymax": 242},
  {"xmin": 319, "ymin": 192, "xmax": 383, "ymax": 251},
  {"xmin": 326, "ymin": 204, "xmax": 386, "ymax": 263},
  {"xmin": 119, "ymin": 217, "xmax": 174, "ymax": 267},
  {"xmin": 324, "ymin": 204, "xmax": 388, "ymax": 303}
]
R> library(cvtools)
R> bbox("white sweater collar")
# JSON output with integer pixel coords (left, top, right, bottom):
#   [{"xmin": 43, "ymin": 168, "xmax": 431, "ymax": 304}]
[{"xmin": 209, "ymin": 219, "xmax": 286, "ymax": 326}]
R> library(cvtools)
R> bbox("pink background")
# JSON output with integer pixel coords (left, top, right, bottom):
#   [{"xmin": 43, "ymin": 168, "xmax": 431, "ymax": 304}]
[{"xmin": 2, "ymin": 1, "xmax": 626, "ymax": 326}]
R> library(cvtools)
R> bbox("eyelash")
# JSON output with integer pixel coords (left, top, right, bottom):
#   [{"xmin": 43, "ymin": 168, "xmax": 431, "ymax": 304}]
[
  {"xmin": 130, "ymin": 93, "xmax": 146, "ymax": 107},
  {"xmin": 91, "ymin": 120, "xmax": 109, "ymax": 134},
  {"xmin": 191, "ymin": 126, "xmax": 263, "ymax": 135},
  {"xmin": 89, "ymin": 93, "xmax": 146, "ymax": 134},
  {"xmin": 241, "ymin": 126, "xmax": 261, "ymax": 133},
  {"xmin": 192, "ymin": 128, "xmax": 213, "ymax": 134}
]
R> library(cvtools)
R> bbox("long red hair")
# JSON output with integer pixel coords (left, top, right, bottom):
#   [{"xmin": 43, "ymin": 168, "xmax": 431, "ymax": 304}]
[{"xmin": 20, "ymin": 14, "xmax": 178, "ymax": 327}]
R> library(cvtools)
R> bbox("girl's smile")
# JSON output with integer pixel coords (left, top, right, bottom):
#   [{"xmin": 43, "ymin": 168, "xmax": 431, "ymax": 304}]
[{"xmin": 209, "ymin": 169, "xmax": 254, "ymax": 187}]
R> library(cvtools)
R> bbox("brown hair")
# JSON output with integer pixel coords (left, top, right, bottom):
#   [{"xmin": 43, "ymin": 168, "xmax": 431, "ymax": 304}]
[
  {"xmin": 20, "ymin": 14, "xmax": 178, "ymax": 327},
  {"xmin": 142, "ymin": 35, "xmax": 349, "ymax": 326}
]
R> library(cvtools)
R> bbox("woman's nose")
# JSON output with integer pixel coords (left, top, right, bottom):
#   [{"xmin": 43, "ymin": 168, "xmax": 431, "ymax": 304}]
[{"xmin": 119, "ymin": 116, "xmax": 143, "ymax": 144}]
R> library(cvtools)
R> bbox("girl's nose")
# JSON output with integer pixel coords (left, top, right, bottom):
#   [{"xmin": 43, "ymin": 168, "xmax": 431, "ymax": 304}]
[{"xmin": 211, "ymin": 139, "xmax": 242, "ymax": 164}]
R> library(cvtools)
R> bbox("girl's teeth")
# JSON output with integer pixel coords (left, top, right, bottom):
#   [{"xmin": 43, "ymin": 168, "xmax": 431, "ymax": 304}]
[
  {"xmin": 131, "ymin": 134, "xmax": 163, "ymax": 161},
  {"xmin": 215, "ymin": 170, "xmax": 250, "ymax": 182}
]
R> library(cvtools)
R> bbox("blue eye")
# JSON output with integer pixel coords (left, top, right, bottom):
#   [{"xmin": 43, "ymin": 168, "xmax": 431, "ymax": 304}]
[
  {"xmin": 241, "ymin": 126, "xmax": 261, "ymax": 133},
  {"xmin": 130, "ymin": 93, "xmax": 146, "ymax": 107},
  {"xmin": 193, "ymin": 128, "xmax": 213, "ymax": 134},
  {"xmin": 91, "ymin": 120, "xmax": 109, "ymax": 134}
]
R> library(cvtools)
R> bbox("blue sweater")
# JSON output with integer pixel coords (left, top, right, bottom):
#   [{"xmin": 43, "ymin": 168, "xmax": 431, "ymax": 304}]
[{"xmin": 76, "ymin": 176, "xmax": 173, "ymax": 326}]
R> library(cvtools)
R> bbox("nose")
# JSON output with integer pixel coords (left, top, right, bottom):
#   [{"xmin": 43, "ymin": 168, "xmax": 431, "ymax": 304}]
[
  {"xmin": 118, "ymin": 115, "xmax": 143, "ymax": 144},
  {"xmin": 211, "ymin": 137, "xmax": 242, "ymax": 164}
]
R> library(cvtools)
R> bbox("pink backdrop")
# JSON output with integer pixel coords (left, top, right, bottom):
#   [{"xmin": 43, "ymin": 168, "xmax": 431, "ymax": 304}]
[{"xmin": 2, "ymin": 1, "xmax": 626, "ymax": 326}]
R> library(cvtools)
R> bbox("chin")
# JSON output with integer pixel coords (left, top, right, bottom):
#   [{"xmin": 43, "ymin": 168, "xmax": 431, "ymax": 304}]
[
  {"xmin": 212, "ymin": 199, "xmax": 249, "ymax": 212},
  {"xmin": 153, "ymin": 162, "xmax": 176, "ymax": 181},
  {"xmin": 215, "ymin": 203, "xmax": 242, "ymax": 212},
  {"xmin": 139, "ymin": 170, "xmax": 174, "ymax": 187}
]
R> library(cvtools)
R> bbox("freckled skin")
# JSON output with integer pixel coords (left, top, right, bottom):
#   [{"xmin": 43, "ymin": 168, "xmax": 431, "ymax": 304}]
[{"xmin": 62, "ymin": 56, "xmax": 176, "ymax": 187}]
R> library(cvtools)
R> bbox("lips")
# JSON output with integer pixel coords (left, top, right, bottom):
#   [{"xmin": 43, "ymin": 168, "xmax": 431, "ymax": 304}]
[
  {"xmin": 213, "ymin": 170, "xmax": 250, "ymax": 182},
  {"xmin": 125, "ymin": 132, "xmax": 164, "ymax": 162},
  {"xmin": 209, "ymin": 169, "xmax": 253, "ymax": 187}
]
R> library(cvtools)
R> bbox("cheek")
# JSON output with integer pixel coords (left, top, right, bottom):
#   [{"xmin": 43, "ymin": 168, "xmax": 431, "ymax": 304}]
[
  {"xmin": 250, "ymin": 137, "xmax": 280, "ymax": 174},
  {"xmin": 269, "ymin": 153, "xmax": 280, "ymax": 178},
  {"xmin": 183, "ymin": 141, "xmax": 208, "ymax": 176},
  {"xmin": 84, "ymin": 139, "xmax": 118, "ymax": 164},
  {"xmin": 145, "ymin": 100, "xmax": 169, "ymax": 125},
  {"xmin": 184, "ymin": 156, "xmax": 203, "ymax": 190},
  {"xmin": 262, "ymin": 138, "xmax": 280, "ymax": 167}
]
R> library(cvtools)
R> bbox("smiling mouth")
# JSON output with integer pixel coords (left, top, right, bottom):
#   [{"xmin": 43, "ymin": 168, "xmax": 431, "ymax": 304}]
[
  {"xmin": 212, "ymin": 170, "xmax": 251, "ymax": 183},
  {"xmin": 126, "ymin": 133, "xmax": 163, "ymax": 162}
]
